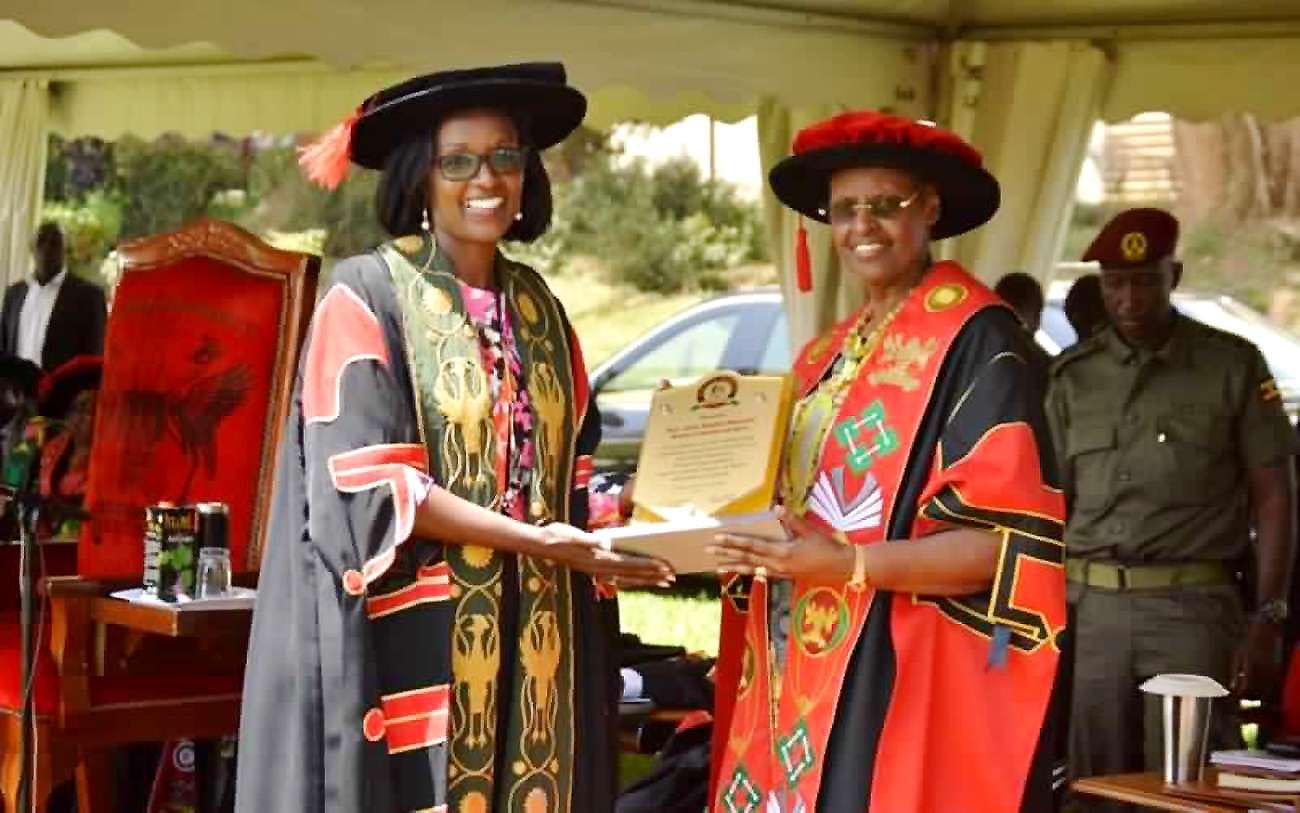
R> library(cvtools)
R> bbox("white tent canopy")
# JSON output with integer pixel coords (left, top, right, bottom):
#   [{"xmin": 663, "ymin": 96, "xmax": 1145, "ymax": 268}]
[{"xmin": 4, "ymin": 1, "xmax": 1300, "ymax": 342}]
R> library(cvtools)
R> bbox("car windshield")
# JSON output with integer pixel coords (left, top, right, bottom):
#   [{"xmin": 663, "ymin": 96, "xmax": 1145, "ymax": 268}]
[
  {"xmin": 1175, "ymin": 296, "xmax": 1300, "ymax": 391},
  {"xmin": 600, "ymin": 311, "xmax": 744, "ymax": 393}
]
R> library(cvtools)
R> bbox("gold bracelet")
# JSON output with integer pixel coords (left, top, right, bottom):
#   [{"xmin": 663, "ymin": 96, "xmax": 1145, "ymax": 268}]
[{"xmin": 848, "ymin": 545, "xmax": 869, "ymax": 591}]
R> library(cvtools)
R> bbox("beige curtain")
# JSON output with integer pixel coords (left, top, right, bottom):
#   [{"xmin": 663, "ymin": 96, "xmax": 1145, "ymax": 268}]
[
  {"xmin": 944, "ymin": 40, "xmax": 1112, "ymax": 283},
  {"xmin": 758, "ymin": 97, "xmax": 859, "ymax": 349},
  {"xmin": 0, "ymin": 78, "xmax": 49, "ymax": 287}
]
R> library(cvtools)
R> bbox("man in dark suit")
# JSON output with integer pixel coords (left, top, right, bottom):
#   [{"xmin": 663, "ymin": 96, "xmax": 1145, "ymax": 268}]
[{"xmin": 0, "ymin": 222, "xmax": 107, "ymax": 372}]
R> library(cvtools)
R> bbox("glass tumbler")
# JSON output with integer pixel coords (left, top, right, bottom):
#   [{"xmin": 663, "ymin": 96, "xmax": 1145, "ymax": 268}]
[{"xmin": 196, "ymin": 547, "xmax": 233, "ymax": 599}]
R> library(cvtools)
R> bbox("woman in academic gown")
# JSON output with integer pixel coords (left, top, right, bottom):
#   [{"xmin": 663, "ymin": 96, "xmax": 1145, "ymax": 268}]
[
  {"xmin": 236, "ymin": 62, "xmax": 670, "ymax": 813},
  {"xmin": 708, "ymin": 111, "xmax": 1067, "ymax": 813}
]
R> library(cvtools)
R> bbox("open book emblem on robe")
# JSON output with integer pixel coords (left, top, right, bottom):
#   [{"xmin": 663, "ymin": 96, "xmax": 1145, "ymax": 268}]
[
  {"xmin": 767, "ymin": 788, "xmax": 808, "ymax": 813},
  {"xmin": 806, "ymin": 469, "xmax": 883, "ymax": 533}
]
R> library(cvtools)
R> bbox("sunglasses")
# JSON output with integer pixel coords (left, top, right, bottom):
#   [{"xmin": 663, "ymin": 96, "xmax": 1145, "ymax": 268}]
[
  {"xmin": 825, "ymin": 190, "xmax": 923, "ymax": 224},
  {"xmin": 435, "ymin": 146, "xmax": 529, "ymax": 182}
]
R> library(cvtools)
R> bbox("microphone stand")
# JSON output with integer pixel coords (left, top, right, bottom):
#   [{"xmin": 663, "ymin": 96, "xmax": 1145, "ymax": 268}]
[
  {"xmin": 5, "ymin": 487, "xmax": 83, "ymax": 813},
  {"xmin": 16, "ymin": 496, "xmax": 38, "ymax": 813}
]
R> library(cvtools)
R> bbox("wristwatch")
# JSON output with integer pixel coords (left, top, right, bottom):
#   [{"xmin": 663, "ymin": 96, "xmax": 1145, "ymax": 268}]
[{"xmin": 1256, "ymin": 598, "xmax": 1290, "ymax": 625}]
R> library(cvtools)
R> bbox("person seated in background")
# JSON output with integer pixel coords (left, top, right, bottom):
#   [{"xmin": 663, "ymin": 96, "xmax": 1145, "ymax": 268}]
[
  {"xmin": 995, "ymin": 270, "xmax": 1046, "ymax": 334},
  {"xmin": 1, "ymin": 355, "xmax": 103, "ymax": 538},
  {"xmin": 1063, "ymin": 272, "xmax": 1108, "ymax": 343},
  {"xmin": 0, "ymin": 355, "xmax": 41, "ymax": 458},
  {"xmin": 0, "ymin": 355, "xmax": 42, "ymax": 539},
  {"xmin": 34, "ymin": 355, "xmax": 102, "ymax": 536}
]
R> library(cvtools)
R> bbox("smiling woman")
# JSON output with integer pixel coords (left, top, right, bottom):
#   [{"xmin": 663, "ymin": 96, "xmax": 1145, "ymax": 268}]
[
  {"xmin": 375, "ymin": 108, "xmax": 554, "ymax": 267},
  {"xmin": 710, "ymin": 111, "xmax": 1067, "ymax": 813},
  {"xmin": 237, "ymin": 62, "xmax": 669, "ymax": 813}
]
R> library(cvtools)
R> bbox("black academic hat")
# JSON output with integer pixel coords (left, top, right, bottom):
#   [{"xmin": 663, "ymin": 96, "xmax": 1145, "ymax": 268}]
[{"xmin": 300, "ymin": 61, "xmax": 587, "ymax": 188}]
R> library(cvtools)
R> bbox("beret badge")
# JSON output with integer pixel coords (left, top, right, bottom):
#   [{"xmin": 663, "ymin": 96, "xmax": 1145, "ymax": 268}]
[{"xmin": 1120, "ymin": 232, "xmax": 1149, "ymax": 263}]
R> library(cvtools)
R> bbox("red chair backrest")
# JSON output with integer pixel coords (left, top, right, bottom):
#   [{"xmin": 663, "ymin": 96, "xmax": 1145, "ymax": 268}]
[
  {"xmin": 79, "ymin": 220, "xmax": 317, "ymax": 580},
  {"xmin": 1280, "ymin": 645, "xmax": 1300, "ymax": 739}
]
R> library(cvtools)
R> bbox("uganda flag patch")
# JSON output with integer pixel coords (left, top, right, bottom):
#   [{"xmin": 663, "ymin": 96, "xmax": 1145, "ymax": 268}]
[{"xmin": 1260, "ymin": 378, "xmax": 1282, "ymax": 403}]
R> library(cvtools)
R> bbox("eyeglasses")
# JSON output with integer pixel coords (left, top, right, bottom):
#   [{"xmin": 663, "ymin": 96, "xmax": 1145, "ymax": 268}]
[
  {"xmin": 825, "ymin": 190, "xmax": 923, "ymax": 224},
  {"xmin": 435, "ymin": 146, "xmax": 529, "ymax": 181}
]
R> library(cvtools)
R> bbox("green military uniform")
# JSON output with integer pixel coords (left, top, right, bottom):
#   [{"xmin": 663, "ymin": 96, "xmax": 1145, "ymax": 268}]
[{"xmin": 1048, "ymin": 313, "xmax": 1295, "ymax": 803}]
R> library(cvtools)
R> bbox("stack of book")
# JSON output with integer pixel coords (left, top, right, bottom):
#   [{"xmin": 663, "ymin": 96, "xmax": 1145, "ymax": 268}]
[{"xmin": 1208, "ymin": 749, "xmax": 1300, "ymax": 808}]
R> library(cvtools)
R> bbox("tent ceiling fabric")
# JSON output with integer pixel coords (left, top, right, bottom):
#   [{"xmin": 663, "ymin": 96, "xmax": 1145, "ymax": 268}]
[
  {"xmin": 4, "ymin": 1, "xmax": 1300, "ymax": 135},
  {"xmin": 2, "ymin": 5, "xmax": 931, "ymax": 135}
]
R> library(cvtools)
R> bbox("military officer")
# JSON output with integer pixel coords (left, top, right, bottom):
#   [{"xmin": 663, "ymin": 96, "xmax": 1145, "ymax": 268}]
[{"xmin": 1048, "ymin": 208, "xmax": 1297, "ymax": 807}]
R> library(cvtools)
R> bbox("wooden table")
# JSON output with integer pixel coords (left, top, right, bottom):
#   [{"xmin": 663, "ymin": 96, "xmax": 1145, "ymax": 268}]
[
  {"xmin": 90, "ymin": 595, "xmax": 252, "ymax": 638},
  {"xmin": 1073, "ymin": 772, "xmax": 1298, "ymax": 812}
]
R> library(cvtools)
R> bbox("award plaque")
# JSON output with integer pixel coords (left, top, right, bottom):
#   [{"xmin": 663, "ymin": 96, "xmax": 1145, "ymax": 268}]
[{"xmin": 596, "ymin": 371, "xmax": 793, "ymax": 572}]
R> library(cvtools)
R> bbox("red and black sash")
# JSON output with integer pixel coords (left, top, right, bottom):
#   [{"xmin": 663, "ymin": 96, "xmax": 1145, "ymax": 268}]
[{"xmin": 713, "ymin": 262, "xmax": 1066, "ymax": 813}]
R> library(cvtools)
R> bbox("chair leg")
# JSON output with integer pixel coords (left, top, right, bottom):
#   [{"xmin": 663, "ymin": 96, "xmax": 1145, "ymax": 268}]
[
  {"xmin": 0, "ymin": 741, "xmax": 16, "ymax": 813},
  {"xmin": 2, "ymin": 717, "xmax": 57, "ymax": 813},
  {"xmin": 30, "ymin": 744, "xmax": 52, "ymax": 811},
  {"xmin": 74, "ymin": 749, "xmax": 115, "ymax": 813},
  {"xmin": 29, "ymin": 718, "xmax": 62, "ymax": 813}
]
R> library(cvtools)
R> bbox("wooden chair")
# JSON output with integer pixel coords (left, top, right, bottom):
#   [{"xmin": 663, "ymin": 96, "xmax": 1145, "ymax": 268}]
[{"xmin": 0, "ymin": 219, "xmax": 318, "ymax": 812}]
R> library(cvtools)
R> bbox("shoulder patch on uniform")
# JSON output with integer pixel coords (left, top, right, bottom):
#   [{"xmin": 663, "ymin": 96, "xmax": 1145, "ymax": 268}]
[{"xmin": 1260, "ymin": 378, "xmax": 1282, "ymax": 403}]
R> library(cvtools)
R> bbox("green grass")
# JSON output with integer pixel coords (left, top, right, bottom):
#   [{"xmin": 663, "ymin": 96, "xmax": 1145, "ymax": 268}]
[
  {"xmin": 546, "ymin": 260, "xmax": 710, "ymax": 367},
  {"xmin": 617, "ymin": 588, "xmax": 722, "ymax": 657}
]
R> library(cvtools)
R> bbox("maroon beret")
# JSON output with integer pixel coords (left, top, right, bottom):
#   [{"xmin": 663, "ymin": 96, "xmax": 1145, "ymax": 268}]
[{"xmin": 1082, "ymin": 208, "xmax": 1179, "ymax": 268}]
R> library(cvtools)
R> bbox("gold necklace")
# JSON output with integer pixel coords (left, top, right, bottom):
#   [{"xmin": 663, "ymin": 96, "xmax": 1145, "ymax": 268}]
[{"xmin": 782, "ymin": 296, "xmax": 907, "ymax": 515}]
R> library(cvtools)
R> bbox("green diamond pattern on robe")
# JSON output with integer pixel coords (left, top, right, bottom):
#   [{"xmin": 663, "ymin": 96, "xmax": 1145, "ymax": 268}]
[
  {"xmin": 833, "ymin": 399, "xmax": 898, "ymax": 475},
  {"xmin": 778, "ymin": 719, "xmax": 816, "ymax": 787},
  {"xmin": 723, "ymin": 766, "xmax": 763, "ymax": 813}
]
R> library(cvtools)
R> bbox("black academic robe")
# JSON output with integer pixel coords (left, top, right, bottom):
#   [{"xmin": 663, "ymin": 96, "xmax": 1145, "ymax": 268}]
[{"xmin": 235, "ymin": 250, "xmax": 618, "ymax": 813}]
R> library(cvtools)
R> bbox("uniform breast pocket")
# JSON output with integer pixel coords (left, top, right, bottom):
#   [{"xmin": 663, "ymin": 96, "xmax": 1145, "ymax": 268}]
[
  {"xmin": 1066, "ymin": 419, "xmax": 1116, "ymax": 510},
  {"xmin": 1155, "ymin": 409, "xmax": 1231, "ymax": 504}
]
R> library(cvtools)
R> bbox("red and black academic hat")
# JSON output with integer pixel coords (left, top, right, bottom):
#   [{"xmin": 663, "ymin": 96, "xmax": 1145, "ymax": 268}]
[
  {"xmin": 38, "ymin": 355, "xmax": 103, "ymax": 419},
  {"xmin": 769, "ymin": 110, "xmax": 1000, "ymax": 240},
  {"xmin": 299, "ymin": 62, "xmax": 587, "ymax": 189},
  {"xmin": 1082, "ymin": 207, "xmax": 1179, "ymax": 268}
]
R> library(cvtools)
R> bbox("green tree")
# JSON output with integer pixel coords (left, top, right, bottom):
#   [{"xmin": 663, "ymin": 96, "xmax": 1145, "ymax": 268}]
[{"xmin": 113, "ymin": 134, "xmax": 247, "ymax": 238}]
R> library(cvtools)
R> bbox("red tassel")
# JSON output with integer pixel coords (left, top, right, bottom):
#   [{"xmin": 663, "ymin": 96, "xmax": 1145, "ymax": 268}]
[
  {"xmin": 298, "ymin": 108, "xmax": 360, "ymax": 190},
  {"xmin": 796, "ymin": 218, "xmax": 812, "ymax": 292}
]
